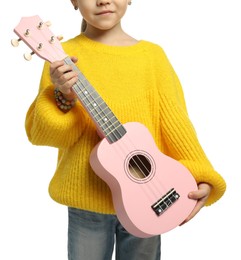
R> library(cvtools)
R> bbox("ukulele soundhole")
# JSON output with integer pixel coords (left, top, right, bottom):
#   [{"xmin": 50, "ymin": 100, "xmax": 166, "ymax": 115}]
[{"xmin": 125, "ymin": 151, "xmax": 155, "ymax": 183}]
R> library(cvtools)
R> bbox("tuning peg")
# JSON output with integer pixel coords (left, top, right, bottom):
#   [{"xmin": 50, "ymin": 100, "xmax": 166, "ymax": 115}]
[
  {"xmin": 24, "ymin": 29, "xmax": 30, "ymax": 36},
  {"xmin": 37, "ymin": 21, "xmax": 51, "ymax": 29},
  {"xmin": 24, "ymin": 51, "xmax": 35, "ymax": 61},
  {"xmin": 57, "ymin": 35, "xmax": 64, "ymax": 41},
  {"xmin": 37, "ymin": 22, "xmax": 44, "ymax": 29},
  {"xmin": 45, "ymin": 21, "xmax": 52, "ymax": 27},
  {"xmin": 49, "ymin": 35, "xmax": 64, "ymax": 44},
  {"xmin": 11, "ymin": 38, "xmax": 22, "ymax": 47}
]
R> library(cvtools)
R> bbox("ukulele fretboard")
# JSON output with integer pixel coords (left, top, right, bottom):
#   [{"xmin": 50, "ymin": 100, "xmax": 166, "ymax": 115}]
[{"xmin": 64, "ymin": 57, "xmax": 127, "ymax": 143}]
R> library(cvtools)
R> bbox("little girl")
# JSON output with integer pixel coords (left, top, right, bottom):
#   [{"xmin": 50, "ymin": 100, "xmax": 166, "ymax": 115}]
[{"xmin": 25, "ymin": 0, "xmax": 226, "ymax": 259}]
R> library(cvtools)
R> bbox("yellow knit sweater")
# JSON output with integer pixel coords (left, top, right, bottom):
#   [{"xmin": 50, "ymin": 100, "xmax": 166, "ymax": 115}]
[{"xmin": 25, "ymin": 34, "xmax": 226, "ymax": 214}]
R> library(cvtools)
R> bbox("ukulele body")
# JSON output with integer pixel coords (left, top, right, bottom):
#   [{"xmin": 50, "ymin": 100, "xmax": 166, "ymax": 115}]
[{"xmin": 90, "ymin": 122, "xmax": 197, "ymax": 238}]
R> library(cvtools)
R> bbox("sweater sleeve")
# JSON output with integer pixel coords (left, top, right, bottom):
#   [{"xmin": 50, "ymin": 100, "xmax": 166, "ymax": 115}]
[
  {"xmin": 157, "ymin": 48, "xmax": 226, "ymax": 206},
  {"xmin": 25, "ymin": 61, "xmax": 87, "ymax": 149}
]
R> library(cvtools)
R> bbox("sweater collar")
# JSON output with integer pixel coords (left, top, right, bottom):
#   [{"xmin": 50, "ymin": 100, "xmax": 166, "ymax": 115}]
[{"xmin": 74, "ymin": 34, "xmax": 147, "ymax": 55}]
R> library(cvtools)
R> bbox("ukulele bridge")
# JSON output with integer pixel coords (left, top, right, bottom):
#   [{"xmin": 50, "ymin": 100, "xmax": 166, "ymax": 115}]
[{"xmin": 151, "ymin": 188, "xmax": 180, "ymax": 216}]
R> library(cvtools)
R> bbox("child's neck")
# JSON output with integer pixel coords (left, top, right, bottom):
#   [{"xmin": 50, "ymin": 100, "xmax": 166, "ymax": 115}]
[{"xmin": 83, "ymin": 24, "xmax": 138, "ymax": 46}]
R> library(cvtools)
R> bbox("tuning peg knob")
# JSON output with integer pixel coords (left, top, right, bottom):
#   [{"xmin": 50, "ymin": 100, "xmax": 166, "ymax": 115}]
[
  {"xmin": 24, "ymin": 51, "xmax": 35, "ymax": 61},
  {"xmin": 11, "ymin": 38, "xmax": 22, "ymax": 47},
  {"xmin": 57, "ymin": 35, "xmax": 64, "ymax": 41},
  {"xmin": 45, "ymin": 21, "xmax": 52, "ymax": 27}
]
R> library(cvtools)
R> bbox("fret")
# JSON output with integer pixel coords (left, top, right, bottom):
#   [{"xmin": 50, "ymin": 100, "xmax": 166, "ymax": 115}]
[
  {"xmin": 84, "ymin": 97, "xmax": 109, "ymax": 117},
  {"xmin": 96, "ymin": 112, "xmax": 119, "ymax": 127},
  {"xmin": 64, "ymin": 57, "xmax": 127, "ymax": 143},
  {"xmin": 99, "ymin": 118, "xmax": 122, "ymax": 136}
]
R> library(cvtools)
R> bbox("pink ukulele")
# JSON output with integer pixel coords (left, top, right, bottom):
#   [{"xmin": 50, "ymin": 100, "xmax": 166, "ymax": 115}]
[{"xmin": 12, "ymin": 15, "xmax": 197, "ymax": 238}]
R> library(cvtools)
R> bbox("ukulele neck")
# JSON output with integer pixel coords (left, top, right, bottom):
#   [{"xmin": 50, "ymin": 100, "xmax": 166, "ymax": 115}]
[{"xmin": 64, "ymin": 57, "xmax": 127, "ymax": 143}]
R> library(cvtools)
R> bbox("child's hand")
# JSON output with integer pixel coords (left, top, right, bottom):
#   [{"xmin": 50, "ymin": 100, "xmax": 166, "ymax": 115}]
[
  {"xmin": 50, "ymin": 56, "xmax": 78, "ymax": 100},
  {"xmin": 180, "ymin": 182, "xmax": 212, "ymax": 225}
]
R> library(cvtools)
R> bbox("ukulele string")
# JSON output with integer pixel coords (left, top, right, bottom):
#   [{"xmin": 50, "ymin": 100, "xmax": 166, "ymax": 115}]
[
  {"xmin": 36, "ymin": 27, "xmax": 167, "ymax": 204},
  {"xmin": 65, "ymin": 58, "xmax": 167, "ymax": 203}
]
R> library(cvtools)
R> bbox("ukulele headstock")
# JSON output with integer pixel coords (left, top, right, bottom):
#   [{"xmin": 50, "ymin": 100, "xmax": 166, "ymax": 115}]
[{"xmin": 11, "ymin": 15, "xmax": 66, "ymax": 63}]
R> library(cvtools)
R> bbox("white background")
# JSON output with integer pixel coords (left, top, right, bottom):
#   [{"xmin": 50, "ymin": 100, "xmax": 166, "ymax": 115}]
[{"xmin": 1, "ymin": 0, "xmax": 240, "ymax": 259}]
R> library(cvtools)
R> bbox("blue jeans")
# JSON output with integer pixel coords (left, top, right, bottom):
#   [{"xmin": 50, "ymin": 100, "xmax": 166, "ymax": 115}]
[{"xmin": 68, "ymin": 207, "xmax": 161, "ymax": 260}]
